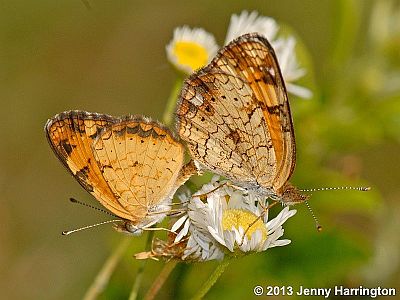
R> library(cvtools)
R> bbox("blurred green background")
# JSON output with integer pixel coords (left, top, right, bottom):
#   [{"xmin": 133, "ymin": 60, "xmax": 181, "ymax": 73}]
[{"xmin": 0, "ymin": 0, "xmax": 399, "ymax": 299}]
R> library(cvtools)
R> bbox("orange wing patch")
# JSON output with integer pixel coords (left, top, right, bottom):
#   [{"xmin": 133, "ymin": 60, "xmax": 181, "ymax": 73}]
[{"xmin": 45, "ymin": 111, "xmax": 132, "ymax": 219}]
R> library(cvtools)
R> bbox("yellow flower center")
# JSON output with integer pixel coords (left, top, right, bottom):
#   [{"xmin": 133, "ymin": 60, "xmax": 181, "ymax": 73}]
[
  {"xmin": 173, "ymin": 41, "xmax": 209, "ymax": 71},
  {"xmin": 222, "ymin": 209, "xmax": 268, "ymax": 241}
]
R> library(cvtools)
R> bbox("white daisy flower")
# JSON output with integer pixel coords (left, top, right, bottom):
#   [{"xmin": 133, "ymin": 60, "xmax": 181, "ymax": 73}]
[
  {"xmin": 170, "ymin": 184, "xmax": 225, "ymax": 261},
  {"xmin": 166, "ymin": 11, "xmax": 312, "ymax": 99},
  {"xmin": 224, "ymin": 10, "xmax": 279, "ymax": 44},
  {"xmin": 134, "ymin": 185, "xmax": 224, "ymax": 262},
  {"xmin": 173, "ymin": 177, "xmax": 296, "ymax": 259},
  {"xmin": 166, "ymin": 26, "xmax": 218, "ymax": 74}
]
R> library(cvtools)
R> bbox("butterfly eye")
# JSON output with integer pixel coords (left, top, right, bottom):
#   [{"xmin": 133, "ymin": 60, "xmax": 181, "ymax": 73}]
[{"xmin": 122, "ymin": 222, "xmax": 143, "ymax": 236}]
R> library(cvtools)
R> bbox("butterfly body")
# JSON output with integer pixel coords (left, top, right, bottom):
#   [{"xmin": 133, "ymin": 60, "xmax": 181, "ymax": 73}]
[{"xmin": 176, "ymin": 33, "xmax": 308, "ymax": 205}]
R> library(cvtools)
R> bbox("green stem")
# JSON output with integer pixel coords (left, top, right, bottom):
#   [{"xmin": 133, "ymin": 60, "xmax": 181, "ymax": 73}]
[
  {"xmin": 331, "ymin": 0, "xmax": 361, "ymax": 66},
  {"xmin": 128, "ymin": 231, "xmax": 154, "ymax": 300},
  {"xmin": 83, "ymin": 237, "xmax": 131, "ymax": 300},
  {"xmin": 144, "ymin": 261, "xmax": 178, "ymax": 300},
  {"xmin": 190, "ymin": 259, "xmax": 231, "ymax": 300},
  {"xmin": 162, "ymin": 79, "xmax": 183, "ymax": 127}
]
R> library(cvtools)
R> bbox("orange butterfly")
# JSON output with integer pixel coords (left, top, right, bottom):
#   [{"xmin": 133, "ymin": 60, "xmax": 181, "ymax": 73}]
[{"xmin": 46, "ymin": 111, "xmax": 196, "ymax": 234}]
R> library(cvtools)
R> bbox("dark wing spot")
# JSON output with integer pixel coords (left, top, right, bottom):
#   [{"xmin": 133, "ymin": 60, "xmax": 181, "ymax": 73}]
[
  {"xmin": 81, "ymin": 180, "xmax": 94, "ymax": 192},
  {"xmin": 227, "ymin": 129, "xmax": 240, "ymax": 144},
  {"xmin": 74, "ymin": 166, "xmax": 94, "ymax": 192},
  {"xmin": 126, "ymin": 125, "xmax": 140, "ymax": 135},
  {"xmin": 75, "ymin": 166, "xmax": 90, "ymax": 180},
  {"xmin": 60, "ymin": 140, "xmax": 76, "ymax": 155},
  {"xmin": 89, "ymin": 127, "xmax": 104, "ymax": 139},
  {"xmin": 267, "ymin": 104, "xmax": 284, "ymax": 115}
]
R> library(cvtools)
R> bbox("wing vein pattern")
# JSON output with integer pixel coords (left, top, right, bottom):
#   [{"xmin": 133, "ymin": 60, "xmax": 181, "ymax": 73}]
[{"xmin": 176, "ymin": 33, "xmax": 296, "ymax": 194}]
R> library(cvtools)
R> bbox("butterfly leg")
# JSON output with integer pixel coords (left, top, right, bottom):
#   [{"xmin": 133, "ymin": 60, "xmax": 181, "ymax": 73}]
[
  {"xmin": 225, "ymin": 181, "xmax": 247, "ymax": 191},
  {"xmin": 191, "ymin": 181, "xmax": 228, "ymax": 200}
]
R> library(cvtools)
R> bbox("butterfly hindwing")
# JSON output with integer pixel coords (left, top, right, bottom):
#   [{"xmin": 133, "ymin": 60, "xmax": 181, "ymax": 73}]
[{"xmin": 91, "ymin": 117, "xmax": 186, "ymax": 222}]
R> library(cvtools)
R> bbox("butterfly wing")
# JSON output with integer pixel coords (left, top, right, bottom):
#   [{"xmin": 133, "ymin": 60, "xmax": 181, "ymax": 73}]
[
  {"xmin": 176, "ymin": 33, "xmax": 296, "ymax": 193},
  {"xmin": 45, "ymin": 110, "xmax": 134, "ymax": 220},
  {"xmin": 92, "ymin": 117, "xmax": 186, "ymax": 223}
]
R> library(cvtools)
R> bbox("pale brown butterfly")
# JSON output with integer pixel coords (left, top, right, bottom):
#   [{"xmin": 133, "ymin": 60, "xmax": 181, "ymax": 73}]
[{"xmin": 176, "ymin": 33, "xmax": 369, "ymax": 207}]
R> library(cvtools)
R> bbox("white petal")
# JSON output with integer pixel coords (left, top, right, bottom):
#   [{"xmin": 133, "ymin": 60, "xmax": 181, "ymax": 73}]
[
  {"xmin": 286, "ymin": 83, "xmax": 313, "ymax": 99},
  {"xmin": 171, "ymin": 215, "xmax": 188, "ymax": 232},
  {"xmin": 174, "ymin": 218, "xmax": 191, "ymax": 243},
  {"xmin": 225, "ymin": 11, "xmax": 279, "ymax": 44},
  {"xmin": 267, "ymin": 207, "xmax": 296, "ymax": 232},
  {"xmin": 209, "ymin": 246, "xmax": 224, "ymax": 260},
  {"xmin": 270, "ymin": 239, "xmax": 292, "ymax": 248},
  {"xmin": 223, "ymin": 230, "xmax": 235, "ymax": 252},
  {"xmin": 208, "ymin": 226, "xmax": 227, "ymax": 247}
]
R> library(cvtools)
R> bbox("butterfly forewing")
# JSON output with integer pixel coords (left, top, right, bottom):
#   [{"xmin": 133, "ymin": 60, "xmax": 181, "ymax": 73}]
[
  {"xmin": 45, "ymin": 111, "xmax": 133, "ymax": 219},
  {"xmin": 92, "ymin": 118, "xmax": 186, "ymax": 222},
  {"xmin": 176, "ymin": 33, "xmax": 296, "ymax": 194},
  {"xmin": 224, "ymin": 35, "xmax": 296, "ymax": 191}
]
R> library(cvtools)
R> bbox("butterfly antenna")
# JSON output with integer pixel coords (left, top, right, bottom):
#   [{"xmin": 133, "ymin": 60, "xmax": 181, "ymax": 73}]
[
  {"xmin": 305, "ymin": 201, "xmax": 322, "ymax": 232},
  {"xmin": 62, "ymin": 219, "xmax": 123, "ymax": 235},
  {"xmin": 69, "ymin": 197, "xmax": 118, "ymax": 218},
  {"xmin": 300, "ymin": 186, "xmax": 371, "ymax": 192}
]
